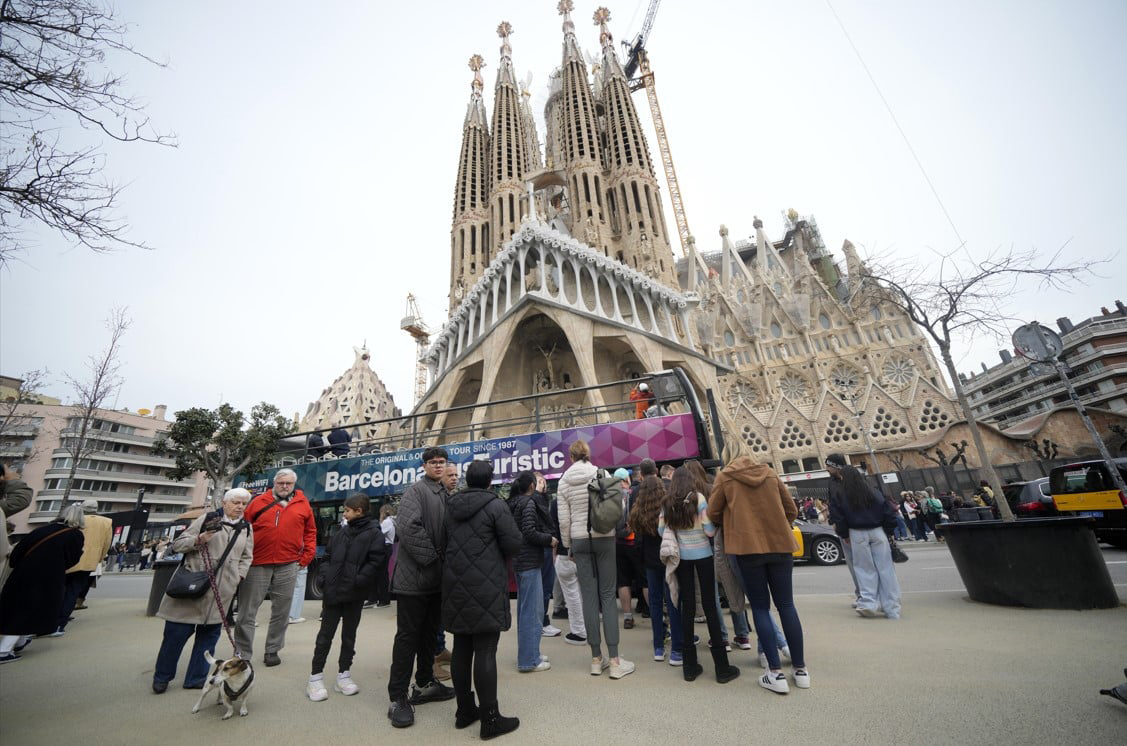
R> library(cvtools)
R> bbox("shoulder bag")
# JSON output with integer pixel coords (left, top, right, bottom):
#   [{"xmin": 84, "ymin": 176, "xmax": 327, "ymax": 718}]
[{"xmin": 165, "ymin": 523, "xmax": 244, "ymax": 600}]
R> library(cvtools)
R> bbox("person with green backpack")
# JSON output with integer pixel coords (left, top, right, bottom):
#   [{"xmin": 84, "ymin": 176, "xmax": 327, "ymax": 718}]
[{"xmin": 556, "ymin": 439, "xmax": 635, "ymax": 680}]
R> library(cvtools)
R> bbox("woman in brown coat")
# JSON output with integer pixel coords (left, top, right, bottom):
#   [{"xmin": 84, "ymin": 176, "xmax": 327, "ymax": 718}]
[
  {"xmin": 708, "ymin": 443, "xmax": 808, "ymax": 695},
  {"xmin": 152, "ymin": 488, "xmax": 253, "ymax": 693}
]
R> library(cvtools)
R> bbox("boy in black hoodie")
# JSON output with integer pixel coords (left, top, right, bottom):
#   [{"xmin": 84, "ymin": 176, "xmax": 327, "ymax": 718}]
[{"xmin": 307, "ymin": 494, "xmax": 388, "ymax": 701}]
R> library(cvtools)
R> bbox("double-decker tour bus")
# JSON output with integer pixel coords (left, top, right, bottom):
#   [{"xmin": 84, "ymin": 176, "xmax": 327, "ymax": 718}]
[{"xmin": 234, "ymin": 368, "xmax": 719, "ymax": 598}]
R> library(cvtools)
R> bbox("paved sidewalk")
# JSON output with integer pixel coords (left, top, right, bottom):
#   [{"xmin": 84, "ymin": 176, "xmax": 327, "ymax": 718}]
[{"xmin": 1, "ymin": 585, "xmax": 1124, "ymax": 744}]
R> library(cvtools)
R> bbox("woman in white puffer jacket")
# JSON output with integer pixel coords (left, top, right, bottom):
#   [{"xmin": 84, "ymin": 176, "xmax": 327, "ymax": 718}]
[{"xmin": 556, "ymin": 439, "xmax": 634, "ymax": 680}]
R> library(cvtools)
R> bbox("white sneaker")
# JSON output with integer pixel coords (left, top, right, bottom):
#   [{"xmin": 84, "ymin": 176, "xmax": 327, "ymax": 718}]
[
  {"xmin": 288, "ymin": 617, "xmax": 306, "ymax": 624},
  {"xmin": 608, "ymin": 658, "xmax": 635, "ymax": 679},
  {"xmin": 758, "ymin": 652, "xmax": 768, "ymax": 669},
  {"xmin": 335, "ymin": 672, "xmax": 359, "ymax": 695},
  {"xmin": 793, "ymin": 669, "xmax": 810, "ymax": 689},
  {"xmin": 780, "ymin": 646, "xmax": 791, "ymax": 663},
  {"xmin": 520, "ymin": 660, "xmax": 551, "ymax": 673},
  {"xmin": 541, "ymin": 624, "xmax": 562, "ymax": 637},
  {"xmin": 590, "ymin": 657, "xmax": 611, "ymax": 676},
  {"xmin": 307, "ymin": 678, "xmax": 328, "ymax": 701},
  {"xmin": 759, "ymin": 672, "xmax": 790, "ymax": 695}
]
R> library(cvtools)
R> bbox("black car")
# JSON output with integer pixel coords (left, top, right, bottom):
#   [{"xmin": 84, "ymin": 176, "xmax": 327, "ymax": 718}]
[
  {"xmin": 793, "ymin": 520, "xmax": 844, "ymax": 565},
  {"xmin": 1002, "ymin": 477, "xmax": 1056, "ymax": 517}
]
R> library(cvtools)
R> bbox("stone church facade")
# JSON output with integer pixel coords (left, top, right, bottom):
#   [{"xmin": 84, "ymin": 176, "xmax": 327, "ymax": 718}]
[{"xmin": 397, "ymin": 2, "xmax": 965, "ymax": 476}]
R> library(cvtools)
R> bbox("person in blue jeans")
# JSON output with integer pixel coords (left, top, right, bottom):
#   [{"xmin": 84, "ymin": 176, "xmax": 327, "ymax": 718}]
[
  {"xmin": 629, "ymin": 474, "xmax": 684, "ymax": 665},
  {"xmin": 152, "ymin": 489, "xmax": 253, "ymax": 694},
  {"xmin": 511, "ymin": 471, "xmax": 556, "ymax": 672},
  {"xmin": 708, "ymin": 447, "xmax": 808, "ymax": 694},
  {"xmin": 826, "ymin": 456, "xmax": 901, "ymax": 619}
]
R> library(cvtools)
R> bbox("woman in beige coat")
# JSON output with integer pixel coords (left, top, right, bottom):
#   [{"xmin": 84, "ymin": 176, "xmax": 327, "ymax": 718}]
[{"xmin": 152, "ymin": 488, "xmax": 253, "ymax": 694}]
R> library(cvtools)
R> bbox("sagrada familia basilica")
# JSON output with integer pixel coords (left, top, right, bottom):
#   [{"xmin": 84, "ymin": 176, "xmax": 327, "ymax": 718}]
[
  {"xmin": 381, "ymin": 0, "xmax": 957, "ymax": 473},
  {"xmin": 302, "ymin": 1, "xmax": 1127, "ymax": 478}
]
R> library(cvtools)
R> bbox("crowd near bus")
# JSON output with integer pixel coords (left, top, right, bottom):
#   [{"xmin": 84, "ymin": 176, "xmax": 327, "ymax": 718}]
[{"xmin": 0, "ymin": 438, "xmax": 911, "ymax": 740}]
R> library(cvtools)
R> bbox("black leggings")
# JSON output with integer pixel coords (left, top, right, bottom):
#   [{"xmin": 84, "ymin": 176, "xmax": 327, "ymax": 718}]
[{"xmin": 451, "ymin": 631, "xmax": 500, "ymax": 709}]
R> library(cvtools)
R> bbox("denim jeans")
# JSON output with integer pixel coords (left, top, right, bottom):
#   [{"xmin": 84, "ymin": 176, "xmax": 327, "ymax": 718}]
[
  {"xmin": 644, "ymin": 567, "xmax": 682, "ymax": 654},
  {"xmin": 154, "ymin": 621, "xmax": 222, "ymax": 687},
  {"xmin": 893, "ymin": 514, "xmax": 909, "ymax": 540},
  {"xmin": 849, "ymin": 527, "xmax": 902, "ymax": 619},
  {"xmin": 733, "ymin": 555, "xmax": 805, "ymax": 670},
  {"xmin": 516, "ymin": 568, "xmax": 544, "ymax": 670},
  {"xmin": 841, "ymin": 540, "xmax": 860, "ymax": 599}
]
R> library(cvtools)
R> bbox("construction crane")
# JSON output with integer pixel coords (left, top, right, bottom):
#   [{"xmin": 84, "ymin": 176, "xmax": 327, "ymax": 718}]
[
  {"xmin": 400, "ymin": 294, "xmax": 430, "ymax": 405},
  {"xmin": 621, "ymin": 0, "xmax": 692, "ymax": 257}
]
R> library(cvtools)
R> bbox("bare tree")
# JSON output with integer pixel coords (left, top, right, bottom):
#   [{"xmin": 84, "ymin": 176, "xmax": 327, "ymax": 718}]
[
  {"xmin": 0, "ymin": 367, "xmax": 50, "ymax": 464},
  {"xmin": 863, "ymin": 246, "xmax": 1097, "ymax": 520},
  {"xmin": 58, "ymin": 307, "xmax": 130, "ymax": 506},
  {"xmin": 0, "ymin": 0, "xmax": 176, "ymax": 263}
]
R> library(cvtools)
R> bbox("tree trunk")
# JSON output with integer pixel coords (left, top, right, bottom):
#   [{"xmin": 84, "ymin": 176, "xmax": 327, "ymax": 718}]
[{"xmin": 939, "ymin": 344, "xmax": 1015, "ymax": 521}]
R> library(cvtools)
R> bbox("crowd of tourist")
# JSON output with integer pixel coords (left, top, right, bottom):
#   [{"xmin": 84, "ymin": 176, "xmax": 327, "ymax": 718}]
[{"xmin": 0, "ymin": 442, "xmax": 910, "ymax": 739}]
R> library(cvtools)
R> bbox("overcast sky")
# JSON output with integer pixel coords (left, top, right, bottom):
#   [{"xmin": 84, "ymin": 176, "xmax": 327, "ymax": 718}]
[{"xmin": 3, "ymin": 0, "xmax": 1124, "ymax": 422}]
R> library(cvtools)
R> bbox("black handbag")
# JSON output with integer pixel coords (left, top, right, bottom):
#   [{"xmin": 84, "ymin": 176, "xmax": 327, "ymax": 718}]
[
  {"xmin": 889, "ymin": 537, "xmax": 909, "ymax": 564},
  {"xmin": 165, "ymin": 519, "xmax": 243, "ymax": 599}
]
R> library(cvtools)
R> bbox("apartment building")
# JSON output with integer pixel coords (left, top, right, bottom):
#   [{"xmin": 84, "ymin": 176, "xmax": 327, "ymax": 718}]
[
  {"xmin": 961, "ymin": 302, "xmax": 1127, "ymax": 429},
  {"xmin": 0, "ymin": 396, "xmax": 208, "ymax": 535}
]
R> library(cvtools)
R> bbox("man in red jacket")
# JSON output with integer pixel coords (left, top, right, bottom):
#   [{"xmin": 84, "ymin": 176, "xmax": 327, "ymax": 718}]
[{"xmin": 235, "ymin": 469, "xmax": 316, "ymax": 666}]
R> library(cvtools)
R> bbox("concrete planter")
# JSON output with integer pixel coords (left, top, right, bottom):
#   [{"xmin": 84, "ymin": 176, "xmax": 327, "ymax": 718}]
[{"xmin": 935, "ymin": 517, "xmax": 1119, "ymax": 610}]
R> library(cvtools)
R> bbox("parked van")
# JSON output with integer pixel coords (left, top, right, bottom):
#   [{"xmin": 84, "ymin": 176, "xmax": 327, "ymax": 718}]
[{"xmin": 1049, "ymin": 458, "xmax": 1127, "ymax": 548}]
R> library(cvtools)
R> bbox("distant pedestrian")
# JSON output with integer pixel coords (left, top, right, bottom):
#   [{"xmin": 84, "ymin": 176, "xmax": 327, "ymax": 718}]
[
  {"xmin": 328, "ymin": 426, "xmax": 352, "ymax": 457},
  {"xmin": 826, "ymin": 455, "xmax": 901, "ymax": 620},
  {"xmin": 306, "ymin": 494, "xmax": 386, "ymax": 702}
]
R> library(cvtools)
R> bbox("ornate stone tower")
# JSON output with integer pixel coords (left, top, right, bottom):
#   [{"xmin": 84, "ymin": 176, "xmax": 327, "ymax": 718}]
[
  {"xmin": 300, "ymin": 345, "xmax": 399, "ymax": 443},
  {"xmin": 488, "ymin": 22, "xmax": 532, "ymax": 256},
  {"xmin": 449, "ymin": 55, "xmax": 491, "ymax": 310},
  {"xmin": 593, "ymin": 7, "xmax": 677, "ymax": 285}
]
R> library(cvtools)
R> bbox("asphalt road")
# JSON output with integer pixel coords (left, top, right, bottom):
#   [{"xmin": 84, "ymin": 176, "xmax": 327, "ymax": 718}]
[{"xmin": 94, "ymin": 541, "xmax": 1127, "ymax": 601}]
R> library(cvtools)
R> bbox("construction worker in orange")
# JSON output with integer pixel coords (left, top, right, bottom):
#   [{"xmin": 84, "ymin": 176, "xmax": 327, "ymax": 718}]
[{"xmin": 630, "ymin": 382, "xmax": 655, "ymax": 419}]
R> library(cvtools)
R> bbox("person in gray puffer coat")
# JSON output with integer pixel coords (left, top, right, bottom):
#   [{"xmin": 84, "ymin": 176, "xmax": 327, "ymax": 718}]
[{"xmin": 442, "ymin": 460, "xmax": 523, "ymax": 739}]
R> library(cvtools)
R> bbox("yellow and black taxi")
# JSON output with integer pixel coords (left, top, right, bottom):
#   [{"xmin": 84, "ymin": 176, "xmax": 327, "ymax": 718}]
[{"xmin": 1049, "ymin": 457, "xmax": 1127, "ymax": 548}]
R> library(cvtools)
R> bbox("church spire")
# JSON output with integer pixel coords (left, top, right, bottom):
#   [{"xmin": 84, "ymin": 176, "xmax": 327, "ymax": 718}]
[
  {"xmin": 488, "ymin": 21, "xmax": 530, "ymax": 254},
  {"xmin": 449, "ymin": 55, "xmax": 491, "ymax": 314},
  {"xmin": 594, "ymin": 6, "xmax": 675, "ymax": 284}
]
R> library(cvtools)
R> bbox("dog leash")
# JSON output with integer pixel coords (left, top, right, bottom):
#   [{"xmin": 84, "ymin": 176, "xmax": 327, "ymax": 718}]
[{"xmin": 200, "ymin": 542, "xmax": 239, "ymax": 654}]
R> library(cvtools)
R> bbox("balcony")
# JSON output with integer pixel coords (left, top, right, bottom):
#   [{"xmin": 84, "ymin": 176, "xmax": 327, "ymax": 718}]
[
  {"xmin": 43, "ymin": 466, "xmax": 193, "ymax": 488},
  {"xmin": 59, "ymin": 427, "xmax": 157, "ymax": 446}
]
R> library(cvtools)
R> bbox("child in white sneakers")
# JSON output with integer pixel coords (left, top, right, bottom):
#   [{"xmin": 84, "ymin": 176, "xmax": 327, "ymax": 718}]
[{"xmin": 307, "ymin": 494, "xmax": 388, "ymax": 701}]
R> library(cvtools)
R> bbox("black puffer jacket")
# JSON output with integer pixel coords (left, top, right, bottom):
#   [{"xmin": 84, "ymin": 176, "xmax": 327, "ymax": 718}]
[
  {"xmin": 512, "ymin": 491, "xmax": 553, "ymax": 572},
  {"xmin": 442, "ymin": 487, "xmax": 522, "ymax": 635},
  {"xmin": 317, "ymin": 515, "xmax": 387, "ymax": 605}
]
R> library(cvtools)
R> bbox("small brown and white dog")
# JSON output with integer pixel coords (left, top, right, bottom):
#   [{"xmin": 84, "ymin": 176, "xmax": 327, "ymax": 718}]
[{"xmin": 192, "ymin": 651, "xmax": 254, "ymax": 720}]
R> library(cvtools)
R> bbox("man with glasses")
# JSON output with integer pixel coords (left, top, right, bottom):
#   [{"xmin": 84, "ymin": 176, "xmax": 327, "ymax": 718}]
[
  {"xmin": 235, "ymin": 469, "xmax": 316, "ymax": 667},
  {"xmin": 387, "ymin": 447, "xmax": 455, "ymax": 728}
]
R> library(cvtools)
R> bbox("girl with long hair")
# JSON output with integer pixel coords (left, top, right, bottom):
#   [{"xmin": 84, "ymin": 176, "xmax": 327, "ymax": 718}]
[
  {"xmin": 660, "ymin": 467, "xmax": 739, "ymax": 684},
  {"xmin": 629, "ymin": 475, "xmax": 685, "ymax": 665},
  {"xmin": 826, "ymin": 455, "xmax": 901, "ymax": 619}
]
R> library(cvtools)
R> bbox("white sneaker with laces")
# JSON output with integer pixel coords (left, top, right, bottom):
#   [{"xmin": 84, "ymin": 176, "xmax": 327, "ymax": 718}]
[
  {"xmin": 307, "ymin": 678, "xmax": 329, "ymax": 701},
  {"xmin": 609, "ymin": 658, "xmax": 635, "ymax": 679},
  {"xmin": 759, "ymin": 672, "xmax": 790, "ymax": 695},
  {"xmin": 793, "ymin": 669, "xmax": 810, "ymax": 689},
  {"xmin": 541, "ymin": 624, "xmax": 562, "ymax": 637},
  {"xmin": 335, "ymin": 671, "xmax": 359, "ymax": 695}
]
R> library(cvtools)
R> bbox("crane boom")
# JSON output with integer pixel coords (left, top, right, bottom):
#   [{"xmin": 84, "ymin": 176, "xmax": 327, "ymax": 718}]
[
  {"xmin": 400, "ymin": 294, "xmax": 430, "ymax": 405},
  {"xmin": 634, "ymin": 52, "xmax": 691, "ymax": 256},
  {"xmin": 622, "ymin": 0, "xmax": 661, "ymax": 79}
]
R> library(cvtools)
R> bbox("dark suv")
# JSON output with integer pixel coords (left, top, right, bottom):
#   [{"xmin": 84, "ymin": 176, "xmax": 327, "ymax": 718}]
[{"xmin": 1002, "ymin": 477, "xmax": 1056, "ymax": 517}]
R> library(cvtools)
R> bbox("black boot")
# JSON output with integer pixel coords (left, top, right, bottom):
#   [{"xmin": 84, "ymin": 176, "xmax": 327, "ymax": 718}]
[
  {"xmin": 712, "ymin": 648, "xmax": 740, "ymax": 684},
  {"xmin": 455, "ymin": 690, "xmax": 479, "ymax": 729},
  {"xmin": 479, "ymin": 702, "xmax": 519, "ymax": 740},
  {"xmin": 682, "ymin": 646, "xmax": 704, "ymax": 682}
]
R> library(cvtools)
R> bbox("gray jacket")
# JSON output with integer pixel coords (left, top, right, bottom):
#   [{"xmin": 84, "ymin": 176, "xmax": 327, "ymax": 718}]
[{"xmin": 392, "ymin": 475, "xmax": 448, "ymax": 596}]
